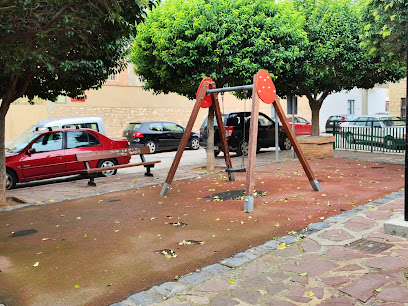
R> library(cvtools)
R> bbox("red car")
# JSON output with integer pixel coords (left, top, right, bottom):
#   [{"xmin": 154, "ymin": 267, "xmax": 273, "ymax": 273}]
[
  {"xmin": 283, "ymin": 116, "xmax": 313, "ymax": 135},
  {"xmin": 5, "ymin": 129, "xmax": 130, "ymax": 189}
]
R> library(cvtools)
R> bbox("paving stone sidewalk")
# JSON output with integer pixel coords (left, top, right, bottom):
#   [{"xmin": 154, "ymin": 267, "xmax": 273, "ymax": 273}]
[{"xmin": 114, "ymin": 191, "xmax": 408, "ymax": 305}]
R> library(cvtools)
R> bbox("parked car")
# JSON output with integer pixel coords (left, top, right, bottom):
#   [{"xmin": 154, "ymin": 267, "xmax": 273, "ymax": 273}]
[
  {"xmin": 5, "ymin": 128, "xmax": 130, "ymax": 190},
  {"xmin": 199, "ymin": 112, "xmax": 292, "ymax": 156},
  {"xmin": 9, "ymin": 116, "xmax": 105, "ymax": 144},
  {"xmin": 283, "ymin": 116, "xmax": 312, "ymax": 135},
  {"xmin": 339, "ymin": 115, "xmax": 405, "ymax": 149},
  {"xmin": 122, "ymin": 121, "xmax": 200, "ymax": 154},
  {"xmin": 325, "ymin": 114, "xmax": 357, "ymax": 133}
]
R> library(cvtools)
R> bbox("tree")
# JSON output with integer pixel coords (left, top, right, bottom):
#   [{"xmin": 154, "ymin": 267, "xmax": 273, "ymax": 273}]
[
  {"xmin": 291, "ymin": 0, "xmax": 405, "ymax": 135},
  {"xmin": 0, "ymin": 0, "xmax": 155, "ymax": 205},
  {"xmin": 130, "ymin": 0, "xmax": 308, "ymax": 170},
  {"xmin": 361, "ymin": 0, "xmax": 408, "ymax": 61}
]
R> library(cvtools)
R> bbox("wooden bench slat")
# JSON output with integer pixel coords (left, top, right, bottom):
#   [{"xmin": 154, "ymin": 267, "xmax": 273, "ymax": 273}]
[
  {"xmin": 82, "ymin": 160, "xmax": 161, "ymax": 174},
  {"xmin": 76, "ymin": 146, "xmax": 151, "ymax": 162}
]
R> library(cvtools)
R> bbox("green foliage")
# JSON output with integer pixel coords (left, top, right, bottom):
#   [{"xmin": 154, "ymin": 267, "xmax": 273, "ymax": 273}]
[
  {"xmin": 131, "ymin": 0, "xmax": 308, "ymax": 99},
  {"xmin": 293, "ymin": 0, "xmax": 404, "ymax": 97},
  {"xmin": 0, "ymin": 0, "xmax": 156, "ymax": 103},
  {"xmin": 361, "ymin": 0, "xmax": 408, "ymax": 62}
]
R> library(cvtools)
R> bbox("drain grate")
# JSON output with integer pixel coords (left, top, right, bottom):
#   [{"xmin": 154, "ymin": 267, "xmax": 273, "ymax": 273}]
[
  {"xmin": 108, "ymin": 199, "xmax": 121, "ymax": 203},
  {"xmin": 346, "ymin": 238, "xmax": 393, "ymax": 254},
  {"xmin": 371, "ymin": 166, "xmax": 384, "ymax": 169},
  {"xmin": 204, "ymin": 189, "xmax": 267, "ymax": 201},
  {"xmin": 10, "ymin": 229, "xmax": 38, "ymax": 237}
]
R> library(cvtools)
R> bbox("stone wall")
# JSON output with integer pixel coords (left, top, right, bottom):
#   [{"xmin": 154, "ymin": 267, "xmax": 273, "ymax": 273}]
[{"xmin": 388, "ymin": 81, "xmax": 406, "ymax": 117}]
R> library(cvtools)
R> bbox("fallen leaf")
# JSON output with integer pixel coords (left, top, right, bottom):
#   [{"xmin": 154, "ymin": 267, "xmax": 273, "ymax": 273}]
[
  {"xmin": 33, "ymin": 262, "xmax": 40, "ymax": 267},
  {"xmin": 299, "ymin": 272, "xmax": 307, "ymax": 276},
  {"xmin": 228, "ymin": 280, "xmax": 235, "ymax": 283},
  {"xmin": 309, "ymin": 290, "xmax": 314, "ymax": 297},
  {"xmin": 74, "ymin": 284, "xmax": 80, "ymax": 289},
  {"xmin": 42, "ymin": 238, "xmax": 50, "ymax": 241},
  {"xmin": 277, "ymin": 244, "xmax": 287, "ymax": 250}
]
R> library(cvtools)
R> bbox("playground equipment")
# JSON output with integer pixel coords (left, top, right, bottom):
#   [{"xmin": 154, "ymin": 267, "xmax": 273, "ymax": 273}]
[{"xmin": 160, "ymin": 69, "xmax": 321, "ymax": 212}]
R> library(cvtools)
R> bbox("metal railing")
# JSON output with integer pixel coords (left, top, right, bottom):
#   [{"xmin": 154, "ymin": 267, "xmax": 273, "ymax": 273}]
[{"xmin": 333, "ymin": 120, "xmax": 405, "ymax": 153}]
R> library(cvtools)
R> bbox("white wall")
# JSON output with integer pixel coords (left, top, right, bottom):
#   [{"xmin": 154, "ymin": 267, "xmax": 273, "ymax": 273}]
[
  {"xmin": 367, "ymin": 88, "xmax": 387, "ymax": 114},
  {"xmin": 319, "ymin": 88, "xmax": 362, "ymax": 130}
]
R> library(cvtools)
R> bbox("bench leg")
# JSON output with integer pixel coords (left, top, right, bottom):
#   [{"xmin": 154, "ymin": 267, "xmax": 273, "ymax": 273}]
[
  {"xmin": 144, "ymin": 165, "xmax": 153, "ymax": 177},
  {"xmin": 88, "ymin": 174, "xmax": 97, "ymax": 187}
]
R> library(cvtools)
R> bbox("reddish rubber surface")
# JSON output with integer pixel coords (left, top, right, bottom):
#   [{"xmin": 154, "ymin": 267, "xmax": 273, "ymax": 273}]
[{"xmin": 0, "ymin": 158, "xmax": 403, "ymax": 305}]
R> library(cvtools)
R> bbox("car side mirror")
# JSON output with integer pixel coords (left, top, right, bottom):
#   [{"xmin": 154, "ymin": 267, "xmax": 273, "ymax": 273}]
[{"xmin": 26, "ymin": 148, "xmax": 36, "ymax": 155}]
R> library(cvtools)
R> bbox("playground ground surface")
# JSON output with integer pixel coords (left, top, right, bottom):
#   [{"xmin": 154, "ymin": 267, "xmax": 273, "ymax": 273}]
[{"xmin": 0, "ymin": 155, "xmax": 405, "ymax": 305}]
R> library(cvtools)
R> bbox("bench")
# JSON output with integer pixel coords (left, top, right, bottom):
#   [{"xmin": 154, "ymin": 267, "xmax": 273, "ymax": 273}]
[{"xmin": 76, "ymin": 146, "xmax": 161, "ymax": 186}]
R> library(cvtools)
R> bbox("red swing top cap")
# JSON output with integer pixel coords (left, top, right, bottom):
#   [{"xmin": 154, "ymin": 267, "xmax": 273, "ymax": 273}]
[
  {"xmin": 196, "ymin": 78, "xmax": 213, "ymax": 108},
  {"xmin": 256, "ymin": 69, "xmax": 276, "ymax": 104}
]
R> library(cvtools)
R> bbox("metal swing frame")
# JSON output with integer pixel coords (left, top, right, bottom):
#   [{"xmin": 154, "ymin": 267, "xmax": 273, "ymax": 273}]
[{"xmin": 160, "ymin": 70, "xmax": 321, "ymax": 212}]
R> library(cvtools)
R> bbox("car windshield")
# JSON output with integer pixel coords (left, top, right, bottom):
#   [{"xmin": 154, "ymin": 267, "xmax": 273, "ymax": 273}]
[
  {"xmin": 6, "ymin": 133, "xmax": 39, "ymax": 153},
  {"xmin": 379, "ymin": 117, "xmax": 405, "ymax": 127}
]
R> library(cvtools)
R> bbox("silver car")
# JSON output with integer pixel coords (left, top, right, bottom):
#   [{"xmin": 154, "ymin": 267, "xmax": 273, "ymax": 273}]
[{"xmin": 339, "ymin": 115, "xmax": 405, "ymax": 149}]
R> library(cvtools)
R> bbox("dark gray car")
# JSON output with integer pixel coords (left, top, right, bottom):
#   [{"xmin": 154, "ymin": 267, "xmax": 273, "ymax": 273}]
[
  {"xmin": 325, "ymin": 114, "xmax": 357, "ymax": 133},
  {"xmin": 122, "ymin": 121, "xmax": 199, "ymax": 153}
]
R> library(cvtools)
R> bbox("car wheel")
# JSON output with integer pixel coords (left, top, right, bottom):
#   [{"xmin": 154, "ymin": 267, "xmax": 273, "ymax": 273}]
[
  {"xmin": 279, "ymin": 135, "xmax": 292, "ymax": 150},
  {"xmin": 214, "ymin": 150, "xmax": 220, "ymax": 157},
  {"xmin": 145, "ymin": 140, "xmax": 157, "ymax": 154},
  {"xmin": 346, "ymin": 132, "xmax": 355, "ymax": 144},
  {"xmin": 97, "ymin": 159, "xmax": 118, "ymax": 177},
  {"xmin": 384, "ymin": 136, "xmax": 395, "ymax": 149},
  {"xmin": 190, "ymin": 137, "xmax": 200, "ymax": 150},
  {"xmin": 6, "ymin": 169, "xmax": 17, "ymax": 190},
  {"xmin": 236, "ymin": 140, "xmax": 248, "ymax": 156}
]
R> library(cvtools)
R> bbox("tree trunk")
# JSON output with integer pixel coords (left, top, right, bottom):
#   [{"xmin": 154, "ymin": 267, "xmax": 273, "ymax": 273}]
[
  {"xmin": 206, "ymin": 104, "xmax": 215, "ymax": 171},
  {"xmin": 304, "ymin": 89, "xmax": 330, "ymax": 136},
  {"xmin": 0, "ymin": 99, "xmax": 11, "ymax": 207},
  {"xmin": 310, "ymin": 100, "xmax": 322, "ymax": 136}
]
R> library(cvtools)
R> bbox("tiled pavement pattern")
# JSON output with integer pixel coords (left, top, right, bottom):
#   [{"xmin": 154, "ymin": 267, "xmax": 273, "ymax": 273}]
[{"xmin": 113, "ymin": 191, "xmax": 408, "ymax": 305}]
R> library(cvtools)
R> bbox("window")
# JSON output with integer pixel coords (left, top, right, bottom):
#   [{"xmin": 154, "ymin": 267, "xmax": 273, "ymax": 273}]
[
  {"xmin": 148, "ymin": 123, "xmax": 163, "ymax": 132},
  {"xmin": 108, "ymin": 73, "xmax": 119, "ymax": 81},
  {"xmin": 258, "ymin": 114, "xmax": 273, "ymax": 126},
  {"xmin": 353, "ymin": 117, "xmax": 368, "ymax": 126},
  {"xmin": 297, "ymin": 117, "xmax": 309, "ymax": 123},
  {"xmin": 347, "ymin": 100, "xmax": 355, "ymax": 115},
  {"xmin": 401, "ymin": 98, "xmax": 406, "ymax": 118},
  {"xmin": 62, "ymin": 123, "xmax": 99, "ymax": 132},
  {"xmin": 67, "ymin": 131, "xmax": 100, "ymax": 149},
  {"xmin": 287, "ymin": 96, "xmax": 298, "ymax": 114},
  {"xmin": 31, "ymin": 132, "xmax": 63, "ymax": 152},
  {"xmin": 163, "ymin": 122, "xmax": 184, "ymax": 132},
  {"xmin": 367, "ymin": 117, "xmax": 381, "ymax": 127}
]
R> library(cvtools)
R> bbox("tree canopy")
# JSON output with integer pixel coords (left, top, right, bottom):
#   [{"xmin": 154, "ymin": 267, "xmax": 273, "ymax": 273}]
[
  {"xmin": 0, "ymin": 0, "xmax": 155, "ymax": 205},
  {"xmin": 291, "ymin": 0, "xmax": 404, "ymax": 134},
  {"xmin": 361, "ymin": 0, "xmax": 408, "ymax": 62},
  {"xmin": 130, "ymin": 0, "xmax": 308, "ymax": 98},
  {"xmin": 0, "ymin": 0, "xmax": 155, "ymax": 106},
  {"xmin": 132, "ymin": 0, "xmax": 404, "ymax": 137}
]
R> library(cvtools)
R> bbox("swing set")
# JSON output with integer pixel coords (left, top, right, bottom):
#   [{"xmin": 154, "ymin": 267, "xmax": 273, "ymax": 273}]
[{"xmin": 160, "ymin": 69, "xmax": 321, "ymax": 212}]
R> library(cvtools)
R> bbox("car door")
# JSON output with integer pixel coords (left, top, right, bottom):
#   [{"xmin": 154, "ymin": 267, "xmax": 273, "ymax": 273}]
[
  {"xmin": 64, "ymin": 130, "xmax": 103, "ymax": 173},
  {"xmin": 146, "ymin": 122, "xmax": 170, "ymax": 149},
  {"xmin": 162, "ymin": 122, "xmax": 184, "ymax": 149},
  {"xmin": 20, "ymin": 132, "xmax": 65, "ymax": 180},
  {"xmin": 257, "ymin": 114, "xmax": 275, "ymax": 147},
  {"xmin": 296, "ymin": 117, "xmax": 312, "ymax": 135}
]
